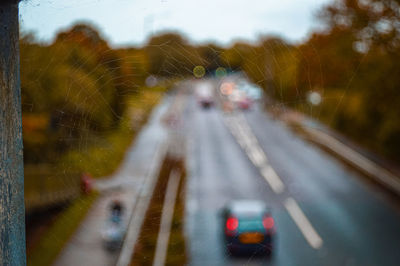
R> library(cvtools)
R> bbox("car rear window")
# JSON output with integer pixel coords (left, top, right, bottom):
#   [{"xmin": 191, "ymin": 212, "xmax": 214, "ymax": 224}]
[{"xmin": 238, "ymin": 218, "xmax": 264, "ymax": 232}]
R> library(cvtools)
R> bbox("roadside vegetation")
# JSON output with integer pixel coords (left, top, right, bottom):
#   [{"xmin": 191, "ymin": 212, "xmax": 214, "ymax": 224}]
[
  {"xmin": 27, "ymin": 191, "xmax": 98, "ymax": 266},
  {"xmin": 60, "ymin": 89, "xmax": 163, "ymax": 178}
]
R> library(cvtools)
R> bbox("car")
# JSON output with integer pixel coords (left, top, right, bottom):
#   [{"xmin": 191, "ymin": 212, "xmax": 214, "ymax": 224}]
[
  {"xmin": 198, "ymin": 97, "xmax": 214, "ymax": 108},
  {"xmin": 102, "ymin": 200, "xmax": 127, "ymax": 251},
  {"xmin": 221, "ymin": 200, "xmax": 275, "ymax": 256},
  {"xmin": 102, "ymin": 220, "xmax": 126, "ymax": 251},
  {"xmin": 237, "ymin": 97, "xmax": 252, "ymax": 110},
  {"xmin": 196, "ymin": 83, "xmax": 214, "ymax": 108}
]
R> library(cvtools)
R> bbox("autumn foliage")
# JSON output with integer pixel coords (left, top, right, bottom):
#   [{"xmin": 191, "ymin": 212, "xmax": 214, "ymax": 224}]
[{"xmin": 21, "ymin": 0, "xmax": 400, "ymax": 165}]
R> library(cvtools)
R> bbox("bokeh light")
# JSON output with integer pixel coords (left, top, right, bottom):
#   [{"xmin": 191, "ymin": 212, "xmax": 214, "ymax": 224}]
[
  {"xmin": 193, "ymin": 66, "xmax": 206, "ymax": 78},
  {"xmin": 215, "ymin": 67, "xmax": 227, "ymax": 78},
  {"xmin": 220, "ymin": 82, "xmax": 234, "ymax": 95},
  {"xmin": 308, "ymin": 91, "xmax": 322, "ymax": 106}
]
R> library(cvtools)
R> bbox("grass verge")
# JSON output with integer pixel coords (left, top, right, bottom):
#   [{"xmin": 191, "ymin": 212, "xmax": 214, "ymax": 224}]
[{"xmin": 27, "ymin": 192, "xmax": 98, "ymax": 266}]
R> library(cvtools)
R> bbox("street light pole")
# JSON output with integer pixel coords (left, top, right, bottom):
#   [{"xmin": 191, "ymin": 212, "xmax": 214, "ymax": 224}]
[{"xmin": 0, "ymin": 1, "xmax": 26, "ymax": 265}]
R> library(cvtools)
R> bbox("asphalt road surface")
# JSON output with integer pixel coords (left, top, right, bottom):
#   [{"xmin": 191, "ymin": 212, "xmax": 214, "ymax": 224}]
[{"xmin": 184, "ymin": 79, "xmax": 400, "ymax": 266}]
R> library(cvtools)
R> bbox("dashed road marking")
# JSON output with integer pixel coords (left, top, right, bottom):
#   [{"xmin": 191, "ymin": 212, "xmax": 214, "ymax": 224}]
[
  {"xmin": 252, "ymin": 146, "xmax": 267, "ymax": 166},
  {"xmin": 260, "ymin": 165, "xmax": 285, "ymax": 194},
  {"xmin": 224, "ymin": 114, "xmax": 323, "ymax": 251},
  {"xmin": 224, "ymin": 114, "xmax": 286, "ymax": 194},
  {"xmin": 247, "ymin": 147, "xmax": 266, "ymax": 167},
  {"xmin": 228, "ymin": 119, "xmax": 246, "ymax": 149},
  {"xmin": 284, "ymin": 197, "xmax": 323, "ymax": 249}
]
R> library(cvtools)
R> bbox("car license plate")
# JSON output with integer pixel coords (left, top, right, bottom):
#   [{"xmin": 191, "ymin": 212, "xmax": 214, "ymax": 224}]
[{"xmin": 239, "ymin": 232, "xmax": 264, "ymax": 244}]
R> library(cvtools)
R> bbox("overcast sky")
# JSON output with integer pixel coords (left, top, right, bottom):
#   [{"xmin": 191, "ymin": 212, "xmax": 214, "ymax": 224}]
[{"xmin": 19, "ymin": 0, "xmax": 331, "ymax": 47}]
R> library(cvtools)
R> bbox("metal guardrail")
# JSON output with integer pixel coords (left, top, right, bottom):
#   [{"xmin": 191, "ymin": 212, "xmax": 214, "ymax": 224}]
[{"xmin": 304, "ymin": 126, "xmax": 400, "ymax": 195}]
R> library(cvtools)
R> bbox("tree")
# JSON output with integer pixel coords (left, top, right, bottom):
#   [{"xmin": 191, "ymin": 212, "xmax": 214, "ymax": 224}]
[
  {"xmin": 196, "ymin": 44, "xmax": 225, "ymax": 74},
  {"xmin": 20, "ymin": 23, "xmax": 141, "ymax": 163},
  {"xmin": 314, "ymin": 0, "xmax": 400, "ymax": 161},
  {"xmin": 145, "ymin": 32, "xmax": 198, "ymax": 77},
  {"xmin": 0, "ymin": 1, "xmax": 26, "ymax": 265},
  {"xmin": 320, "ymin": 0, "xmax": 400, "ymax": 52}
]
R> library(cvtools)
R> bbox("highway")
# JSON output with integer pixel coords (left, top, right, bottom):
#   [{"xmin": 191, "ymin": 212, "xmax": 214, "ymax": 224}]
[{"xmin": 184, "ymin": 79, "xmax": 400, "ymax": 265}]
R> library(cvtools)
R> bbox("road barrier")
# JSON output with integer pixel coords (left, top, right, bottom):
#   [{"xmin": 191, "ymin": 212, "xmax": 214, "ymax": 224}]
[
  {"xmin": 301, "ymin": 126, "xmax": 400, "ymax": 196},
  {"xmin": 116, "ymin": 141, "xmax": 168, "ymax": 266}
]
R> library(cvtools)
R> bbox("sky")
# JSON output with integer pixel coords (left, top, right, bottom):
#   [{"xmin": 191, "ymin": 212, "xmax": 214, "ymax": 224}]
[{"xmin": 19, "ymin": 0, "xmax": 331, "ymax": 47}]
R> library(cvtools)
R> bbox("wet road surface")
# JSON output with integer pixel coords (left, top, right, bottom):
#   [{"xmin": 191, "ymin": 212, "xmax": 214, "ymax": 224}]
[{"xmin": 184, "ymin": 79, "xmax": 400, "ymax": 266}]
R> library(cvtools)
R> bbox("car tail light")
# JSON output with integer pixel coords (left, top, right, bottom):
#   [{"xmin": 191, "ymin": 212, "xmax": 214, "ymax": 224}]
[
  {"xmin": 263, "ymin": 216, "xmax": 274, "ymax": 230},
  {"xmin": 226, "ymin": 217, "xmax": 239, "ymax": 231}
]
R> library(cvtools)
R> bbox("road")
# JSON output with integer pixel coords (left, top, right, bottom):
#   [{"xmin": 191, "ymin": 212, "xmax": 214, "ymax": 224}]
[{"xmin": 184, "ymin": 79, "xmax": 400, "ymax": 265}]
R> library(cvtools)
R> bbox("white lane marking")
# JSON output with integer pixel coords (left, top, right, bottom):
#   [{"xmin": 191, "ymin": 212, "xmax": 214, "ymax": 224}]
[
  {"xmin": 225, "ymin": 114, "xmax": 286, "ymax": 194},
  {"xmin": 284, "ymin": 197, "xmax": 323, "ymax": 249},
  {"xmin": 237, "ymin": 113, "xmax": 258, "ymax": 141},
  {"xmin": 237, "ymin": 138, "xmax": 246, "ymax": 149},
  {"xmin": 236, "ymin": 122, "xmax": 253, "ymax": 147},
  {"xmin": 228, "ymin": 120, "xmax": 246, "ymax": 149},
  {"xmin": 224, "ymin": 118, "xmax": 232, "ymax": 129},
  {"xmin": 252, "ymin": 146, "xmax": 267, "ymax": 166},
  {"xmin": 247, "ymin": 150, "xmax": 258, "ymax": 166},
  {"xmin": 248, "ymin": 147, "xmax": 266, "ymax": 167},
  {"xmin": 260, "ymin": 165, "xmax": 285, "ymax": 194}
]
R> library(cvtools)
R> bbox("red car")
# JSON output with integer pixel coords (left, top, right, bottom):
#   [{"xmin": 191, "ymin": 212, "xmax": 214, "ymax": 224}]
[{"xmin": 237, "ymin": 97, "xmax": 252, "ymax": 110}]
